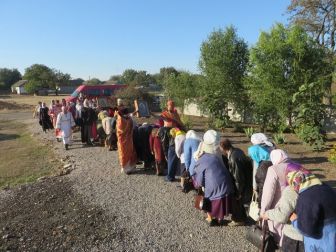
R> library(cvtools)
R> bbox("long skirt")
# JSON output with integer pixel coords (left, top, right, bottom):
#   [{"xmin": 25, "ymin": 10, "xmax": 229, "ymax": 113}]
[
  {"xmin": 209, "ymin": 195, "xmax": 232, "ymax": 220},
  {"xmin": 281, "ymin": 235, "xmax": 304, "ymax": 252},
  {"xmin": 91, "ymin": 121, "xmax": 98, "ymax": 140}
]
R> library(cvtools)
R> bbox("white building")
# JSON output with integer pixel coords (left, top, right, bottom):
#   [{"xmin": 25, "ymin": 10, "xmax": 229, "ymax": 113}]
[
  {"xmin": 11, "ymin": 80, "xmax": 28, "ymax": 94},
  {"xmin": 183, "ymin": 100, "xmax": 243, "ymax": 122}
]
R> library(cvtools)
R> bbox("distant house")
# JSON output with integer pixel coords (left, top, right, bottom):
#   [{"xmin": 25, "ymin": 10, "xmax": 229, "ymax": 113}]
[{"xmin": 11, "ymin": 80, "xmax": 28, "ymax": 94}]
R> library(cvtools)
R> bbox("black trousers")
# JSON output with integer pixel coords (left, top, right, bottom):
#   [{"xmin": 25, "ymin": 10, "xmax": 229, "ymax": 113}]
[
  {"xmin": 81, "ymin": 125, "xmax": 92, "ymax": 144},
  {"xmin": 231, "ymin": 197, "xmax": 247, "ymax": 222}
]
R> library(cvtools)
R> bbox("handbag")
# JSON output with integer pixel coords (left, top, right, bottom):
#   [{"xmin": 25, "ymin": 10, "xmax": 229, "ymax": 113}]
[
  {"xmin": 245, "ymin": 220, "xmax": 278, "ymax": 252},
  {"xmin": 194, "ymin": 195, "xmax": 211, "ymax": 212},
  {"xmin": 181, "ymin": 171, "xmax": 194, "ymax": 193},
  {"xmin": 248, "ymin": 191, "xmax": 260, "ymax": 221}
]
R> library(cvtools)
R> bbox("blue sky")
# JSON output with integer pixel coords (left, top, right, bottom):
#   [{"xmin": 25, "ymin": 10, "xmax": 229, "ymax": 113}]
[{"xmin": 0, "ymin": 0, "xmax": 290, "ymax": 80}]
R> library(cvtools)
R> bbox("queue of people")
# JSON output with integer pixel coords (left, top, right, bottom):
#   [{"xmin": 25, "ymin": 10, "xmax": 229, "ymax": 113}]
[{"xmin": 34, "ymin": 98, "xmax": 336, "ymax": 252}]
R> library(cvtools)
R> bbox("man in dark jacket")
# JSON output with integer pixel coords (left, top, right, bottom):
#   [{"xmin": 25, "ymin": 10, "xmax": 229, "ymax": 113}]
[
  {"xmin": 220, "ymin": 139, "xmax": 253, "ymax": 226},
  {"xmin": 81, "ymin": 100, "xmax": 98, "ymax": 146},
  {"xmin": 137, "ymin": 123, "xmax": 154, "ymax": 169}
]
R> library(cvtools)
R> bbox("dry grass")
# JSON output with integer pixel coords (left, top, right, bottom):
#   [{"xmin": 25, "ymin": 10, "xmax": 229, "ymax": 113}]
[
  {"xmin": 0, "ymin": 120, "xmax": 59, "ymax": 189},
  {"xmin": 0, "ymin": 94, "xmax": 68, "ymax": 108}
]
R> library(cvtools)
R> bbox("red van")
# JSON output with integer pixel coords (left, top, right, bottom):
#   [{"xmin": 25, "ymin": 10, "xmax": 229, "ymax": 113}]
[{"xmin": 66, "ymin": 84, "xmax": 126, "ymax": 103}]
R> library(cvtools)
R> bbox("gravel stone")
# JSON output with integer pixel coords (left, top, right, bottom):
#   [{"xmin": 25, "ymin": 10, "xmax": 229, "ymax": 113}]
[{"xmin": 0, "ymin": 113, "xmax": 256, "ymax": 251}]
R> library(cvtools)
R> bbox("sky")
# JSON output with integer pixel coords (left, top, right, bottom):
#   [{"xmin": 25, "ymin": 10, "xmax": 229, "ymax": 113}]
[{"xmin": 0, "ymin": 0, "xmax": 290, "ymax": 81}]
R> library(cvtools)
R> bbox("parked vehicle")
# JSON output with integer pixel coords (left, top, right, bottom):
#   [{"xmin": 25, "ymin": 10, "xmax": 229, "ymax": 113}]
[{"xmin": 66, "ymin": 84, "xmax": 126, "ymax": 103}]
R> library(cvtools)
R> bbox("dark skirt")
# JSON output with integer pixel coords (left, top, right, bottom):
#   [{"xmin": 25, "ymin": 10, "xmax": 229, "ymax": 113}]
[
  {"xmin": 209, "ymin": 195, "xmax": 232, "ymax": 220},
  {"xmin": 281, "ymin": 235, "xmax": 304, "ymax": 252}
]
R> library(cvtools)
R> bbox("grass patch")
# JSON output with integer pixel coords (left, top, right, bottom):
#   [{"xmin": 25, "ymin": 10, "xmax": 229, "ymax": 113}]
[{"xmin": 0, "ymin": 120, "xmax": 59, "ymax": 189}]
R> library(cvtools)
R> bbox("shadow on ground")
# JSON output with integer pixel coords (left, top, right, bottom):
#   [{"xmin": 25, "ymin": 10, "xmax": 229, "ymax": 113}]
[{"xmin": 0, "ymin": 133, "xmax": 20, "ymax": 141}]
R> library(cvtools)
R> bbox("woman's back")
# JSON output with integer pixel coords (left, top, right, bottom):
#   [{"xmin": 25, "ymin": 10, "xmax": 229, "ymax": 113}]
[{"xmin": 195, "ymin": 153, "xmax": 234, "ymax": 200}]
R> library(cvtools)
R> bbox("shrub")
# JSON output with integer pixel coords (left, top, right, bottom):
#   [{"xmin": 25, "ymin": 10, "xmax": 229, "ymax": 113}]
[
  {"xmin": 244, "ymin": 127, "xmax": 256, "ymax": 138},
  {"xmin": 273, "ymin": 133, "xmax": 286, "ymax": 145},
  {"xmin": 233, "ymin": 122, "xmax": 244, "ymax": 133},
  {"xmin": 181, "ymin": 115, "xmax": 193, "ymax": 132},
  {"xmin": 295, "ymin": 124, "xmax": 326, "ymax": 151},
  {"xmin": 214, "ymin": 118, "xmax": 226, "ymax": 130},
  {"xmin": 328, "ymin": 144, "xmax": 336, "ymax": 164}
]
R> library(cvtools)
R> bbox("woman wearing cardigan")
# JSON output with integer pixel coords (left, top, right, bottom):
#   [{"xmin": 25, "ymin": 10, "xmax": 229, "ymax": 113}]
[{"xmin": 260, "ymin": 149, "xmax": 292, "ymax": 246}]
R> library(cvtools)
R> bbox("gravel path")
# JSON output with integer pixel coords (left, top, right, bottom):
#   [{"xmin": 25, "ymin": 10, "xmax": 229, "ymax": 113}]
[{"xmin": 1, "ymin": 112, "xmax": 255, "ymax": 251}]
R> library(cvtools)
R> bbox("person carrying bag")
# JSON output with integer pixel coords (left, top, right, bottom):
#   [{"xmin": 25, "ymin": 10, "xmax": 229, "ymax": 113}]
[{"xmin": 246, "ymin": 219, "xmax": 278, "ymax": 252}]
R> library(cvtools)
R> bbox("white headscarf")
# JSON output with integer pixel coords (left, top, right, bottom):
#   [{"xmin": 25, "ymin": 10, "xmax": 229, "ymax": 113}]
[
  {"xmin": 83, "ymin": 99, "xmax": 89, "ymax": 108},
  {"xmin": 186, "ymin": 130, "xmax": 201, "ymax": 140},
  {"xmin": 270, "ymin": 149, "xmax": 289, "ymax": 165},
  {"xmin": 200, "ymin": 130, "xmax": 220, "ymax": 155},
  {"xmin": 251, "ymin": 133, "xmax": 273, "ymax": 147}
]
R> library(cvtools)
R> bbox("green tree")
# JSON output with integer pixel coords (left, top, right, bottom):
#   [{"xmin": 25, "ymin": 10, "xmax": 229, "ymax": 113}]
[
  {"xmin": 54, "ymin": 70, "xmax": 71, "ymax": 87},
  {"xmin": 121, "ymin": 69, "xmax": 138, "ymax": 84},
  {"xmin": 23, "ymin": 64, "xmax": 55, "ymax": 94},
  {"xmin": 152, "ymin": 67, "xmax": 179, "ymax": 87},
  {"xmin": 0, "ymin": 68, "xmax": 22, "ymax": 89},
  {"xmin": 109, "ymin": 75, "xmax": 122, "ymax": 83},
  {"xmin": 247, "ymin": 24, "xmax": 332, "ymax": 133},
  {"xmin": 85, "ymin": 78, "xmax": 101, "ymax": 85},
  {"xmin": 71, "ymin": 78, "xmax": 85, "ymax": 86},
  {"xmin": 288, "ymin": 0, "xmax": 336, "ymax": 52},
  {"xmin": 199, "ymin": 26, "xmax": 249, "ymax": 125},
  {"xmin": 133, "ymin": 70, "xmax": 154, "ymax": 87},
  {"xmin": 162, "ymin": 71, "xmax": 199, "ymax": 112},
  {"xmin": 114, "ymin": 85, "xmax": 153, "ymax": 108},
  {"xmin": 288, "ymin": 0, "xmax": 336, "ymax": 106}
]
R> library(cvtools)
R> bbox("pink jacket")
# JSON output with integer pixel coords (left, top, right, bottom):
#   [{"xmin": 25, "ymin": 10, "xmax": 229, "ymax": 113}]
[{"xmin": 260, "ymin": 162, "xmax": 288, "ymax": 245}]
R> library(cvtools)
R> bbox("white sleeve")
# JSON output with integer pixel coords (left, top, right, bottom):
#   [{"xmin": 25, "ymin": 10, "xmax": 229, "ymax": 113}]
[{"xmin": 56, "ymin": 113, "xmax": 62, "ymax": 129}]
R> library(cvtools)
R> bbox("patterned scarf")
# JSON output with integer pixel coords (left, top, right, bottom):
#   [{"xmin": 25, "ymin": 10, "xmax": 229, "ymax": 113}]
[{"xmin": 287, "ymin": 168, "xmax": 322, "ymax": 193}]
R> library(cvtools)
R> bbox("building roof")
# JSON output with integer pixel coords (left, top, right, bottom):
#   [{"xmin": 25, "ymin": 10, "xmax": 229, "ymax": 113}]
[{"xmin": 11, "ymin": 80, "xmax": 28, "ymax": 88}]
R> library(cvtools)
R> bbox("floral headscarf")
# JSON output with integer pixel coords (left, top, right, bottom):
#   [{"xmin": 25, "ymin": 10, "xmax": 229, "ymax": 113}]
[{"xmin": 287, "ymin": 168, "xmax": 322, "ymax": 193}]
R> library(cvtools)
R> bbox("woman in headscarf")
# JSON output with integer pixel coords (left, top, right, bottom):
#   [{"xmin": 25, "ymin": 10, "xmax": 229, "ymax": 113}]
[
  {"xmin": 255, "ymin": 160, "xmax": 273, "ymax": 208},
  {"xmin": 193, "ymin": 130, "xmax": 234, "ymax": 226},
  {"xmin": 261, "ymin": 163, "xmax": 304, "ymax": 252},
  {"xmin": 184, "ymin": 130, "xmax": 202, "ymax": 177},
  {"xmin": 170, "ymin": 128, "xmax": 186, "ymax": 176},
  {"xmin": 248, "ymin": 133, "xmax": 274, "ymax": 191},
  {"xmin": 287, "ymin": 168, "xmax": 336, "ymax": 252},
  {"xmin": 49, "ymin": 100, "xmax": 62, "ymax": 141},
  {"xmin": 116, "ymin": 108, "xmax": 137, "ymax": 174},
  {"xmin": 260, "ymin": 149, "xmax": 295, "ymax": 246}
]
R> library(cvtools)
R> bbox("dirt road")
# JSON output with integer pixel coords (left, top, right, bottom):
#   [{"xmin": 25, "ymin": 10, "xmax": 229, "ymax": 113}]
[{"xmin": 0, "ymin": 112, "xmax": 255, "ymax": 251}]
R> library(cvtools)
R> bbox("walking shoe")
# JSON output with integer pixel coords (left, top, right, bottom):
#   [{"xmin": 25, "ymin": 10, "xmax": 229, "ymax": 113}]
[
  {"xmin": 164, "ymin": 177, "xmax": 175, "ymax": 182},
  {"xmin": 65, "ymin": 144, "xmax": 69, "ymax": 150},
  {"xmin": 205, "ymin": 218, "xmax": 219, "ymax": 227},
  {"xmin": 228, "ymin": 221, "xmax": 245, "ymax": 227}
]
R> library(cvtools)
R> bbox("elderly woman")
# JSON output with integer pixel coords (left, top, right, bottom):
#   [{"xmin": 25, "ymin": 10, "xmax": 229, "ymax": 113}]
[
  {"xmin": 193, "ymin": 130, "xmax": 234, "ymax": 226},
  {"xmin": 248, "ymin": 133, "xmax": 274, "ymax": 191},
  {"xmin": 287, "ymin": 167, "xmax": 336, "ymax": 252},
  {"xmin": 261, "ymin": 164, "xmax": 304, "ymax": 252},
  {"xmin": 170, "ymin": 128, "xmax": 186, "ymax": 175},
  {"xmin": 260, "ymin": 149, "xmax": 293, "ymax": 246},
  {"xmin": 184, "ymin": 130, "xmax": 202, "ymax": 177}
]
